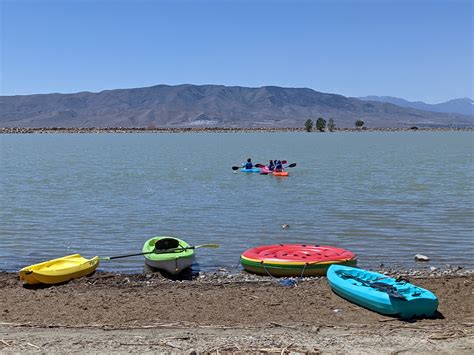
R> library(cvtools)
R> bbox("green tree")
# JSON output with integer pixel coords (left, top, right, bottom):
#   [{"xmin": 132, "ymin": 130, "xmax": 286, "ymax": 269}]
[
  {"xmin": 355, "ymin": 119, "xmax": 365, "ymax": 128},
  {"xmin": 316, "ymin": 117, "xmax": 326, "ymax": 132},
  {"xmin": 327, "ymin": 118, "xmax": 336, "ymax": 132},
  {"xmin": 304, "ymin": 119, "xmax": 313, "ymax": 132}
]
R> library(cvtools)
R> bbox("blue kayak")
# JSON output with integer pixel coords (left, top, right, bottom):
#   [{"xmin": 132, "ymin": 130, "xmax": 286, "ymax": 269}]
[
  {"xmin": 327, "ymin": 265, "xmax": 438, "ymax": 319},
  {"xmin": 240, "ymin": 167, "xmax": 261, "ymax": 173}
]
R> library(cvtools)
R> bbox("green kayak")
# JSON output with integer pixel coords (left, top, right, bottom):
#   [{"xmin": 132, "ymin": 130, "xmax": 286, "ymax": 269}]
[{"xmin": 142, "ymin": 236, "xmax": 195, "ymax": 275}]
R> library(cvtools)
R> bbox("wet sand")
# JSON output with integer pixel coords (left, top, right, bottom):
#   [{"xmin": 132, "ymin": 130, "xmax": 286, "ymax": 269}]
[{"xmin": 0, "ymin": 269, "xmax": 473, "ymax": 353}]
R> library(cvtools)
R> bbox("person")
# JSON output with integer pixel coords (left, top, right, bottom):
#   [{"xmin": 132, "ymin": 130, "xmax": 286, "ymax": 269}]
[
  {"xmin": 243, "ymin": 158, "xmax": 253, "ymax": 169},
  {"xmin": 275, "ymin": 160, "xmax": 283, "ymax": 172},
  {"xmin": 267, "ymin": 160, "xmax": 275, "ymax": 171}
]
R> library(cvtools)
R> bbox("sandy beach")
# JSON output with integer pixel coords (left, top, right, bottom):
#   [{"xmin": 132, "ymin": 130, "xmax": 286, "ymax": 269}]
[{"xmin": 1, "ymin": 268, "xmax": 472, "ymax": 354}]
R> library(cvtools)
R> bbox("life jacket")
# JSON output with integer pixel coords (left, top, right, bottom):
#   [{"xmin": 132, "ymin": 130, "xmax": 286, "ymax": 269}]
[{"xmin": 244, "ymin": 162, "xmax": 253, "ymax": 169}]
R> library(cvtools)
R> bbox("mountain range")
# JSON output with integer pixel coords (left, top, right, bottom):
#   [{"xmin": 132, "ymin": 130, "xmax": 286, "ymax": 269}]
[
  {"xmin": 358, "ymin": 96, "xmax": 473, "ymax": 117},
  {"xmin": 0, "ymin": 84, "xmax": 472, "ymax": 128}
]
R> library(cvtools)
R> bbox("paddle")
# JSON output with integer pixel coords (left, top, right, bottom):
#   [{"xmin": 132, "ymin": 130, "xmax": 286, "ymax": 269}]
[
  {"xmin": 100, "ymin": 249, "xmax": 161, "ymax": 260},
  {"xmin": 232, "ymin": 164, "xmax": 265, "ymax": 170},
  {"xmin": 165, "ymin": 244, "xmax": 220, "ymax": 252},
  {"xmin": 232, "ymin": 161, "xmax": 288, "ymax": 170},
  {"xmin": 101, "ymin": 238, "xmax": 179, "ymax": 260},
  {"xmin": 101, "ymin": 243, "xmax": 219, "ymax": 260}
]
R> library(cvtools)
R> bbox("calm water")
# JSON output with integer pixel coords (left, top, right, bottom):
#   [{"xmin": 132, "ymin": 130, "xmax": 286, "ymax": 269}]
[{"xmin": 0, "ymin": 132, "xmax": 473, "ymax": 273}]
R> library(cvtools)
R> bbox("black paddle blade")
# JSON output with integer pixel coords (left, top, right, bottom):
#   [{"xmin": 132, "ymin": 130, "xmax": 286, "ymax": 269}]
[
  {"xmin": 232, "ymin": 166, "xmax": 240, "ymax": 170},
  {"xmin": 287, "ymin": 163, "xmax": 297, "ymax": 168},
  {"xmin": 154, "ymin": 238, "xmax": 180, "ymax": 250}
]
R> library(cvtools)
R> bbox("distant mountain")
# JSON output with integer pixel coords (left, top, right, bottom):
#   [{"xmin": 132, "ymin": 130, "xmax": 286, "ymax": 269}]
[
  {"xmin": 358, "ymin": 96, "xmax": 473, "ymax": 117},
  {"xmin": 0, "ymin": 84, "xmax": 472, "ymax": 128}
]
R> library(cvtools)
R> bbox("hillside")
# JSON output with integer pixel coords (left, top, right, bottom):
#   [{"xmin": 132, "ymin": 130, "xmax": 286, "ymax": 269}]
[
  {"xmin": 0, "ymin": 84, "xmax": 472, "ymax": 128},
  {"xmin": 359, "ymin": 96, "xmax": 473, "ymax": 117}
]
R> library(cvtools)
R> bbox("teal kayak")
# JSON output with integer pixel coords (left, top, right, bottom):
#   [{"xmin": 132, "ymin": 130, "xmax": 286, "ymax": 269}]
[
  {"xmin": 240, "ymin": 167, "xmax": 261, "ymax": 173},
  {"xmin": 327, "ymin": 265, "xmax": 438, "ymax": 319}
]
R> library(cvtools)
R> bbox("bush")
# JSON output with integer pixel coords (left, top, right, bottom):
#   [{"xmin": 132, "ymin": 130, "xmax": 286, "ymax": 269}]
[
  {"xmin": 355, "ymin": 119, "xmax": 365, "ymax": 128},
  {"xmin": 316, "ymin": 117, "xmax": 326, "ymax": 132},
  {"xmin": 304, "ymin": 119, "xmax": 313, "ymax": 132},
  {"xmin": 327, "ymin": 118, "xmax": 336, "ymax": 132}
]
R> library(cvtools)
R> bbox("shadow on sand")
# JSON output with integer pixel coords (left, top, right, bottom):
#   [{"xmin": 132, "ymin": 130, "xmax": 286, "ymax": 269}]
[{"xmin": 144, "ymin": 263, "xmax": 200, "ymax": 281}]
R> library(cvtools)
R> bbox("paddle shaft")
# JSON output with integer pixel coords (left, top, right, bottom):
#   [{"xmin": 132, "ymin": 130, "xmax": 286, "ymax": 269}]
[
  {"xmin": 102, "ymin": 244, "xmax": 219, "ymax": 260},
  {"xmin": 103, "ymin": 251, "xmax": 155, "ymax": 260},
  {"xmin": 232, "ymin": 161, "xmax": 287, "ymax": 170},
  {"xmin": 232, "ymin": 164, "xmax": 264, "ymax": 170}
]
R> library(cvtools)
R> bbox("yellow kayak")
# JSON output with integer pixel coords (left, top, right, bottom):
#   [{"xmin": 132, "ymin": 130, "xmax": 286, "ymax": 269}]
[{"xmin": 19, "ymin": 254, "xmax": 99, "ymax": 285}]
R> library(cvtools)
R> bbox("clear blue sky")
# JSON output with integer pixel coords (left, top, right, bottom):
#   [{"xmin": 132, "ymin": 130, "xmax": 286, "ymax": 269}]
[{"xmin": 1, "ymin": 0, "xmax": 472, "ymax": 102}]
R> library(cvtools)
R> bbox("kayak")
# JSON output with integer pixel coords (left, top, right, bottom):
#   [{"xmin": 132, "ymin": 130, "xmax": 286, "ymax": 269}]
[
  {"xmin": 241, "ymin": 244, "xmax": 357, "ymax": 277},
  {"xmin": 19, "ymin": 254, "xmax": 99, "ymax": 285},
  {"xmin": 327, "ymin": 265, "xmax": 438, "ymax": 319},
  {"xmin": 240, "ymin": 167, "xmax": 261, "ymax": 173},
  {"xmin": 260, "ymin": 167, "xmax": 289, "ymax": 176},
  {"xmin": 142, "ymin": 236, "xmax": 195, "ymax": 275}
]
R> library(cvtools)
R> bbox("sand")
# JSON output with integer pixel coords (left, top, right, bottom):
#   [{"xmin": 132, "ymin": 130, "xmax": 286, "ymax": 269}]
[{"xmin": 0, "ymin": 270, "xmax": 473, "ymax": 354}]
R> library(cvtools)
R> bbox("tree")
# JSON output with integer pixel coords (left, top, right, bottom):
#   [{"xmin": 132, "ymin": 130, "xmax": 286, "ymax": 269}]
[
  {"xmin": 355, "ymin": 119, "xmax": 365, "ymax": 128},
  {"xmin": 304, "ymin": 119, "xmax": 313, "ymax": 132},
  {"xmin": 316, "ymin": 117, "xmax": 326, "ymax": 132},
  {"xmin": 327, "ymin": 118, "xmax": 336, "ymax": 132}
]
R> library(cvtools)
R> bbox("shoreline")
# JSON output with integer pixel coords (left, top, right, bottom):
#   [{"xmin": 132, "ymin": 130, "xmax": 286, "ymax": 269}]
[
  {"xmin": 1, "ymin": 126, "xmax": 473, "ymax": 134},
  {"xmin": 1, "ymin": 268, "xmax": 472, "ymax": 353}
]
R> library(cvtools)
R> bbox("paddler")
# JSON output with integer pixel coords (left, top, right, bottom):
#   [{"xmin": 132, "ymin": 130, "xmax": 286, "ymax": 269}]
[
  {"xmin": 275, "ymin": 160, "xmax": 283, "ymax": 172},
  {"xmin": 267, "ymin": 160, "xmax": 275, "ymax": 171},
  {"xmin": 243, "ymin": 158, "xmax": 253, "ymax": 169}
]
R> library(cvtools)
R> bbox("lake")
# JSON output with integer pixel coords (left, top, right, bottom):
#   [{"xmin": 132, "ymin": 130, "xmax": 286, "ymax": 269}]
[{"xmin": 0, "ymin": 131, "xmax": 473, "ymax": 273}]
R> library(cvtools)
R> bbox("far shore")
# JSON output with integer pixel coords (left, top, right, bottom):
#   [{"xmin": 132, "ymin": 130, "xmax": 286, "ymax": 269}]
[{"xmin": 1, "ymin": 126, "xmax": 473, "ymax": 134}]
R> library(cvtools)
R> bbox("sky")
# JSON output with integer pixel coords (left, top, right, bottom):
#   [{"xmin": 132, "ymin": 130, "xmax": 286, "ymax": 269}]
[{"xmin": 0, "ymin": 0, "xmax": 472, "ymax": 103}]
